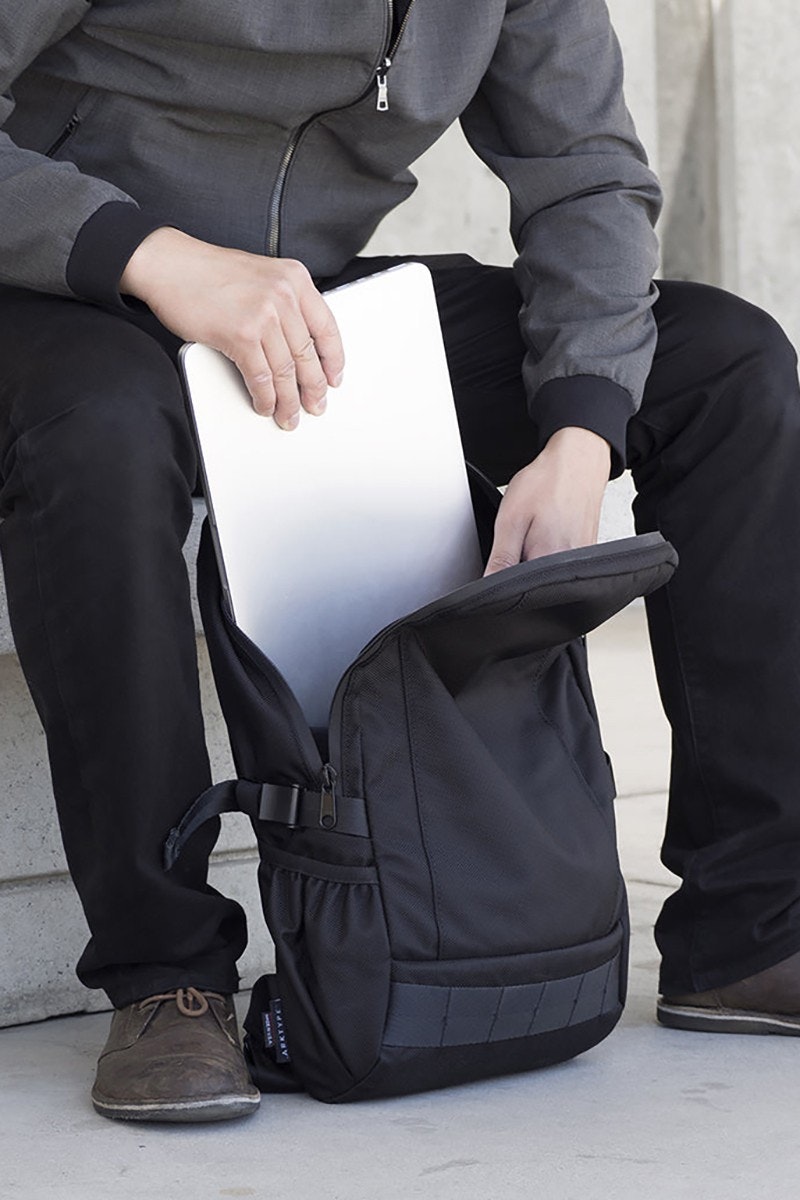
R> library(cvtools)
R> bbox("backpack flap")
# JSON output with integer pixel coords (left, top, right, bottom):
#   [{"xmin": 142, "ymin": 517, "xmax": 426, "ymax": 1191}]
[{"xmin": 399, "ymin": 531, "xmax": 677, "ymax": 691}]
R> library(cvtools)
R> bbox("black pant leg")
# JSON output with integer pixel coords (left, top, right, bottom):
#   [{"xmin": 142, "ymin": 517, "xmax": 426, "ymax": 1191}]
[
  {"xmin": 423, "ymin": 259, "xmax": 800, "ymax": 995},
  {"xmin": 0, "ymin": 289, "xmax": 247, "ymax": 1006},
  {"xmin": 628, "ymin": 280, "xmax": 800, "ymax": 995}
]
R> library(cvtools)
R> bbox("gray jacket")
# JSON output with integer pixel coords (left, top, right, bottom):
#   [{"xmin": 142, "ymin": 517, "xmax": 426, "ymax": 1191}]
[{"xmin": 1, "ymin": 0, "xmax": 663, "ymax": 462}]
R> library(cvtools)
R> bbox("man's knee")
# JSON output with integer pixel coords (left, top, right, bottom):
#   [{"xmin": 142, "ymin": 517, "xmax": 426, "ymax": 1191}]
[
  {"xmin": 656, "ymin": 280, "xmax": 797, "ymax": 387},
  {"xmin": 632, "ymin": 282, "xmax": 800, "ymax": 478}
]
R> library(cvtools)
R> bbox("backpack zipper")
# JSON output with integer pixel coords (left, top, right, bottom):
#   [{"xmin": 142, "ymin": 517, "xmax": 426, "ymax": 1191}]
[
  {"xmin": 266, "ymin": 0, "xmax": 417, "ymax": 256},
  {"xmin": 319, "ymin": 763, "xmax": 338, "ymax": 829},
  {"xmin": 45, "ymin": 112, "xmax": 81, "ymax": 158}
]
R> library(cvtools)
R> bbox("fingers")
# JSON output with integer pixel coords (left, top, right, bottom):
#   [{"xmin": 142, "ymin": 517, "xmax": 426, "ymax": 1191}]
[
  {"xmin": 235, "ymin": 341, "xmax": 278, "ymax": 420},
  {"xmin": 234, "ymin": 263, "xmax": 343, "ymax": 429},
  {"xmin": 151, "ymin": 243, "xmax": 345, "ymax": 428},
  {"xmin": 300, "ymin": 286, "xmax": 345, "ymax": 388},
  {"xmin": 483, "ymin": 464, "xmax": 604, "ymax": 577},
  {"xmin": 484, "ymin": 520, "xmax": 586, "ymax": 577},
  {"xmin": 484, "ymin": 520, "xmax": 526, "ymax": 577}
]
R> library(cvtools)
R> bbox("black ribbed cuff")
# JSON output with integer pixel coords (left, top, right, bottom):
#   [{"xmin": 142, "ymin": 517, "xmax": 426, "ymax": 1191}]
[
  {"xmin": 532, "ymin": 375, "xmax": 635, "ymax": 478},
  {"xmin": 66, "ymin": 201, "xmax": 170, "ymax": 309}
]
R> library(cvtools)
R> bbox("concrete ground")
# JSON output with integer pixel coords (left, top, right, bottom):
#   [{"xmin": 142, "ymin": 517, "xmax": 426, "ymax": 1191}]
[{"xmin": 1, "ymin": 605, "xmax": 798, "ymax": 1200}]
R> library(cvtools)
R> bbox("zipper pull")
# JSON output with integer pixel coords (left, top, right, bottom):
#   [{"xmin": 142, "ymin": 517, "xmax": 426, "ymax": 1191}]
[
  {"xmin": 376, "ymin": 57, "xmax": 392, "ymax": 112},
  {"xmin": 46, "ymin": 112, "xmax": 81, "ymax": 158},
  {"xmin": 319, "ymin": 764, "xmax": 338, "ymax": 829}
]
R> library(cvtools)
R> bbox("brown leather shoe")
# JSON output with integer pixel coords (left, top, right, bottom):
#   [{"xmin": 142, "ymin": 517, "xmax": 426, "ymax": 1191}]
[
  {"xmin": 657, "ymin": 950, "xmax": 800, "ymax": 1035},
  {"xmin": 91, "ymin": 987, "xmax": 261, "ymax": 1122}
]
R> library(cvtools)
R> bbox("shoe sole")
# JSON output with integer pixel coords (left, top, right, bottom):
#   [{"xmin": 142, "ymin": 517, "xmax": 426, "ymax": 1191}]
[
  {"xmin": 91, "ymin": 1090, "xmax": 261, "ymax": 1123},
  {"xmin": 657, "ymin": 1001, "xmax": 800, "ymax": 1036}
]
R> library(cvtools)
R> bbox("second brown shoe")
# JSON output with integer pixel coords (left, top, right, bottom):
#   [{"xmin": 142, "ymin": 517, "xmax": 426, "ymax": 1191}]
[
  {"xmin": 91, "ymin": 986, "xmax": 261, "ymax": 1122},
  {"xmin": 657, "ymin": 949, "xmax": 800, "ymax": 1035}
]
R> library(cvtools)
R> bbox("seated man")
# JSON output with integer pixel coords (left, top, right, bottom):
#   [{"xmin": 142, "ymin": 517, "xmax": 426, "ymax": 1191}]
[{"xmin": 1, "ymin": 0, "xmax": 799, "ymax": 1123}]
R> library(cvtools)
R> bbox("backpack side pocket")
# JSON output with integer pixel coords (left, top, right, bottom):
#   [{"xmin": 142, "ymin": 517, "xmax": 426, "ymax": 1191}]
[{"xmin": 256, "ymin": 847, "xmax": 392, "ymax": 1101}]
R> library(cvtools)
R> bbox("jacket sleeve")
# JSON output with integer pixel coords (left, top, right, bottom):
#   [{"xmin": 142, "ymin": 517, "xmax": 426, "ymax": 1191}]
[
  {"xmin": 0, "ymin": 0, "xmax": 161, "ymax": 302},
  {"xmin": 459, "ymin": 0, "xmax": 662, "ymax": 474}
]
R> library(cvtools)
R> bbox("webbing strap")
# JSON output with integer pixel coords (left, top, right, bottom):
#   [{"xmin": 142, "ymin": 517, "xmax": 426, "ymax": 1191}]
[
  {"xmin": 164, "ymin": 780, "xmax": 249, "ymax": 869},
  {"xmin": 382, "ymin": 953, "xmax": 621, "ymax": 1049},
  {"xmin": 164, "ymin": 778, "xmax": 370, "ymax": 869}
]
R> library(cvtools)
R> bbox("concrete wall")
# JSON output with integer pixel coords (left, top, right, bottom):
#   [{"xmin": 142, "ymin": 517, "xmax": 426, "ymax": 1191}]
[
  {"xmin": 657, "ymin": 0, "xmax": 800, "ymax": 350},
  {"xmin": 711, "ymin": 0, "xmax": 800, "ymax": 347}
]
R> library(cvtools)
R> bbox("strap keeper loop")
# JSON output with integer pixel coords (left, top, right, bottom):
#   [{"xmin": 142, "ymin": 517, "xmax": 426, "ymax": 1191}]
[{"xmin": 258, "ymin": 783, "xmax": 303, "ymax": 828}]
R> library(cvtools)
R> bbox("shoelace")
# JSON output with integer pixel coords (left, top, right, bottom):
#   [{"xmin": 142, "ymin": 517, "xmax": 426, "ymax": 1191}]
[{"xmin": 138, "ymin": 986, "xmax": 226, "ymax": 1018}]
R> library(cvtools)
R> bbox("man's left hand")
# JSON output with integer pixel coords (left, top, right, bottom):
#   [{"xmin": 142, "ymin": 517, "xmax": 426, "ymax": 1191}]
[{"xmin": 483, "ymin": 427, "xmax": 612, "ymax": 576}]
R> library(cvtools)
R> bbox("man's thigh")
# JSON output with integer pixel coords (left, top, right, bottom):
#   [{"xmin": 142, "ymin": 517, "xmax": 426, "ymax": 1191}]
[{"xmin": 0, "ymin": 287, "xmax": 187, "ymax": 493}]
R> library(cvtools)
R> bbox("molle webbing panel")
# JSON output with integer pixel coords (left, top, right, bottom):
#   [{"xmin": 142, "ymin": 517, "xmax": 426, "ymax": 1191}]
[{"xmin": 383, "ymin": 950, "xmax": 622, "ymax": 1049}]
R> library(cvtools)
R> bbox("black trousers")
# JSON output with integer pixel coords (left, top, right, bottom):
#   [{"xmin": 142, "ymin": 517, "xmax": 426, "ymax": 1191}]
[{"xmin": 2, "ymin": 257, "xmax": 800, "ymax": 1006}]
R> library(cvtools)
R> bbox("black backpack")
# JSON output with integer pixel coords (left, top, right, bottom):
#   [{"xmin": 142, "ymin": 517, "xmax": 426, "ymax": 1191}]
[{"xmin": 166, "ymin": 477, "xmax": 676, "ymax": 1102}]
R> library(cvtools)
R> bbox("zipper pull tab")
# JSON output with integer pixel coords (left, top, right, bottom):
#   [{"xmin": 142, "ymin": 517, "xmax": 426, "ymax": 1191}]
[
  {"xmin": 376, "ymin": 57, "xmax": 392, "ymax": 112},
  {"xmin": 319, "ymin": 764, "xmax": 338, "ymax": 829}
]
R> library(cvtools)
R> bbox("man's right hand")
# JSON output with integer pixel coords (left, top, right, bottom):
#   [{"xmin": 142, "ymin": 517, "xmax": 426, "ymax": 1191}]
[{"xmin": 119, "ymin": 227, "xmax": 345, "ymax": 429}]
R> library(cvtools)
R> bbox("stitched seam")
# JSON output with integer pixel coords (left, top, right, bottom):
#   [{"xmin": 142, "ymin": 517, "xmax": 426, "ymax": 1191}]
[
  {"xmin": 525, "ymin": 983, "xmax": 546, "ymax": 1036},
  {"xmin": 399, "ymin": 631, "xmax": 443, "ymax": 960},
  {"xmin": 533, "ymin": 687, "xmax": 613, "ymax": 820},
  {"xmin": 568, "ymin": 974, "xmax": 585, "ymax": 1026},
  {"xmin": 440, "ymin": 985, "xmax": 453, "ymax": 1047},
  {"xmin": 487, "ymin": 987, "xmax": 505, "ymax": 1041},
  {"xmin": 354, "ymin": 683, "xmax": 391, "ymax": 909}
]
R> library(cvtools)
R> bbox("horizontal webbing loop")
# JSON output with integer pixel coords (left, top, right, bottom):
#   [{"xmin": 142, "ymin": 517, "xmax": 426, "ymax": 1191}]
[
  {"xmin": 257, "ymin": 783, "xmax": 369, "ymax": 839},
  {"xmin": 164, "ymin": 777, "xmax": 369, "ymax": 869},
  {"xmin": 382, "ymin": 953, "xmax": 621, "ymax": 1049}
]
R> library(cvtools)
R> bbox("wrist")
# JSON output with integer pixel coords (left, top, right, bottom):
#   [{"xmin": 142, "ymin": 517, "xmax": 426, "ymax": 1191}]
[
  {"xmin": 542, "ymin": 426, "xmax": 612, "ymax": 476},
  {"xmin": 119, "ymin": 226, "xmax": 189, "ymax": 300}
]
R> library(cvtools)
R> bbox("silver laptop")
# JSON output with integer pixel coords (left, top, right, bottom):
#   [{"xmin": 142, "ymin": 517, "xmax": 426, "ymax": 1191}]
[{"xmin": 180, "ymin": 262, "xmax": 483, "ymax": 728}]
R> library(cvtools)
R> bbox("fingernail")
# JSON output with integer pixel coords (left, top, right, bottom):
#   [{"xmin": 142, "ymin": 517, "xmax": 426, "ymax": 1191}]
[
  {"xmin": 333, "ymin": 371, "xmax": 344, "ymax": 387},
  {"xmin": 313, "ymin": 397, "xmax": 327, "ymax": 415},
  {"xmin": 280, "ymin": 414, "xmax": 300, "ymax": 431}
]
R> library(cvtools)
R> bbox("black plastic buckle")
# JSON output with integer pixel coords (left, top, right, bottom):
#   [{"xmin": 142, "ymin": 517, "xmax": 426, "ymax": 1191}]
[{"xmin": 258, "ymin": 783, "xmax": 303, "ymax": 828}]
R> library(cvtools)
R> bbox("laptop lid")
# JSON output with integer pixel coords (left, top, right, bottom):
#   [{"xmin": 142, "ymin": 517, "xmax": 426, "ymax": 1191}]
[{"xmin": 180, "ymin": 262, "xmax": 484, "ymax": 728}]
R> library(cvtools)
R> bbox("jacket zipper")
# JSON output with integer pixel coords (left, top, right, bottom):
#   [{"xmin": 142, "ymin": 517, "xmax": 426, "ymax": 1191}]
[
  {"xmin": 45, "ymin": 112, "xmax": 81, "ymax": 158},
  {"xmin": 376, "ymin": 0, "xmax": 417, "ymax": 113},
  {"xmin": 266, "ymin": 0, "xmax": 417, "ymax": 256}
]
